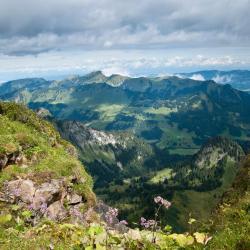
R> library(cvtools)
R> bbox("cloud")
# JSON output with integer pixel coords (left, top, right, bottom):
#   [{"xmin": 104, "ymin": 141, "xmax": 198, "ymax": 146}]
[
  {"xmin": 102, "ymin": 67, "xmax": 130, "ymax": 77},
  {"xmin": 0, "ymin": 0, "xmax": 249, "ymax": 55},
  {"xmin": 190, "ymin": 74, "xmax": 205, "ymax": 81},
  {"xmin": 212, "ymin": 74, "xmax": 232, "ymax": 83},
  {"xmin": 1, "ymin": 48, "xmax": 249, "ymax": 81}
]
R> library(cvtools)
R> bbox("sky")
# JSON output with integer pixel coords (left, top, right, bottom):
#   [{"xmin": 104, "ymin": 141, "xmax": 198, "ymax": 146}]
[{"xmin": 0, "ymin": 0, "xmax": 250, "ymax": 81}]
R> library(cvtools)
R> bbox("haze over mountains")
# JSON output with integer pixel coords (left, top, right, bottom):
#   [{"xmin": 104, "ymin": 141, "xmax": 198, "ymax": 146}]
[
  {"xmin": 179, "ymin": 70, "xmax": 250, "ymax": 91},
  {"xmin": 1, "ymin": 70, "xmax": 250, "ymax": 153}
]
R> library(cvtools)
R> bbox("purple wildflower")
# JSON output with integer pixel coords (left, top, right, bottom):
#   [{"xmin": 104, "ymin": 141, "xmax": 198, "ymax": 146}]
[
  {"xmin": 105, "ymin": 207, "xmax": 119, "ymax": 225},
  {"xmin": 71, "ymin": 208, "xmax": 82, "ymax": 219},
  {"xmin": 40, "ymin": 203, "xmax": 47, "ymax": 214},
  {"xmin": 119, "ymin": 220, "xmax": 128, "ymax": 225},
  {"xmin": 27, "ymin": 203, "xmax": 35, "ymax": 211},
  {"xmin": 140, "ymin": 217, "xmax": 156, "ymax": 229},
  {"xmin": 154, "ymin": 196, "xmax": 171, "ymax": 209},
  {"xmin": 13, "ymin": 188, "xmax": 21, "ymax": 197}
]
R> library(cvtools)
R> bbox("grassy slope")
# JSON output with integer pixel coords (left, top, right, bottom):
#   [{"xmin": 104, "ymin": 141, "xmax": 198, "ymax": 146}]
[
  {"xmin": 0, "ymin": 102, "xmax": 95, "ymax": 210},
  {"xmin": 170, "ymin": 160, "xmax": 238, "ymax": 232},
  {"xmin": 206, "ymin": 155, "xmax": 250, "ymax": 250},
  {"xmin": 0, "ymin": 102, "xmax": 248, "ymax": 249}
]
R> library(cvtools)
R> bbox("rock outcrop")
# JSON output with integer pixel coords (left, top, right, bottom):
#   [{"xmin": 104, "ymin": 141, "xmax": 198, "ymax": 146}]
[
  {"xmin": 0, "ymin": 176, "xmax": 87, "ymax": 223},
  {"xmin": 0, "ymin": 152, "xmax": 28, "ymax": 170}
]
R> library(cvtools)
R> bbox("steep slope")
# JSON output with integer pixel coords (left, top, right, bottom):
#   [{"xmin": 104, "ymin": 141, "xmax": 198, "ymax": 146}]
[
  {"xmin": 0, "ymin": 102, "xmax": 248, "ymax": 249},
  {"xmin": 171, "ymin": 136, "xmax": 245, "ymax": 190},
  {"xmin": 56, "ymin": 120, "xmax": 154, "ymax": 187},
  {"xmin": 207, "ymin": 154, "xmax": 250, "ymax": 250},
  {"xmin": 1, "ymin": 72, "xmax": 250, "ymax": 155},
  {"xmin": 95, "ymin": 136, "xmax": 245, "ymax": 231},
  {"xmin": 0, "ymin": 102, "xmax": 95, "ymax": 227},
  {"xmin": 0, "ymin": 102, "xmax": 218, "ymax": 250}
]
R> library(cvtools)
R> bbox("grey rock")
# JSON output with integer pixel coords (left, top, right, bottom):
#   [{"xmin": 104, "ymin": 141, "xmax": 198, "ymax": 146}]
[
  {"xmin": 0, "ymin": 154, "xmax": 8, "ymax": 169},
  {"xmin": 33, "ymin": 179, "xmax": 62, "ymax": 209},
  {"xmin": 7, "ymin": 179, "xmax": 35, "ymax": 203},
  {"xmin": 67, "ymin": 193, "xmax": 82, "ymax": 205},
  {"xmin": 46, "ymin": 201, "xmax": 67, "ymax": 220}
]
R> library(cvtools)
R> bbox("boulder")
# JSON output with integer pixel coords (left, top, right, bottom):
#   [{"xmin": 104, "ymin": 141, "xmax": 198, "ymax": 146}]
[
  {"xmin": 0, "ymin": 154, "xmax": 8, "ymax": 169},
  {"xmin": 33, "ymin": 179, "xmax": 62, "ymax": 209},
  {"xmin": 46, "ymin": 201, "xmax": 67, "ymax": 220},
  {"xmin": 67, "ymin": 193, "xmax": 82, "ymax": 205},
  {"xmin": 15, "ymin": 154, "xmax": 28, "ymax": 167},
  {"xmin": 7, "ymin": 179, "xmax": 35, "ymax": 203}
]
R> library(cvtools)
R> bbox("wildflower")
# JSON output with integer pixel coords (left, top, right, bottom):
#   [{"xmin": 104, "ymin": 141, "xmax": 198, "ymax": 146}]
[
  {"xmin": 140, "ymin": 217, "xmax": 146, "ymax": 225},
  {"xmin": 105, "ymin": 207, "xmax": 119, "ymax": 225},
  {"xmin": 71, "ymin": 208, "xmax": 83, "ymax": 219},
  {"xmin": 27, "ymin": 203, "xmax": 35, "ymax": 211},
  {"xmin": 13, "ymin": 188, "xmax": 21, "ymax": 197},
  {"xmin": 154, "ymin": 196, "xmax": 171, "ymax": 209},
  {"xmin": 119, "ymin": 220, "xmax": 128, "ymax": 225},
  {"xmin": 140, "ymin": 217, "xmax": 156, "ymax": 229},
  {"xmin": 40, "ymin": 203, "xmax": 47, "ymax": 213},
  {"xmin": 154, "ymin": 196, "xmax": 163, "ymax": 204}
]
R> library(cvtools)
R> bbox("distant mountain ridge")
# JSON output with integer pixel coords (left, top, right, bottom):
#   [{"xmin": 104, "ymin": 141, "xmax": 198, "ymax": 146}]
[
  {"xmin": 1, "ymin": 71, "xmax": 250, "ymax": 154},
  {"xmin": 178, "ymin": 69, "xmax": 250, "ymax": 91},
  {"xmin": 56, "ymin": 120, "xmax": 154, "ymax": 187}
]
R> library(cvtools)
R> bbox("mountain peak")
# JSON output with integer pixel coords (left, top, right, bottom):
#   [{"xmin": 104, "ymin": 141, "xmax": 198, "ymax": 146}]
[{"xmin": 86, "ymin": 70, "xmax": 106, "ymax": 78}]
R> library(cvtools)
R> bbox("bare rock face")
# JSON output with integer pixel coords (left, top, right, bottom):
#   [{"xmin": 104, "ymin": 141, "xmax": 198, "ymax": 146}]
[
  {"xmin": 1, "ymin": 177, "xmax": 127, "ymax": 232},
  {"xmin": 15, "ymin": 154, "xmax": 28, "ymax": 167},
  {"xmin": 33, "ymin": 180, "xmax": 62, "ymax": 210},
  {"xmin": 1, "ymin": 176, "xmax": 90, "ymax": 223},
  {"xmin": 67, "ymin": 193, "xmax": 82, "ymax": 205},
  {"xmin": 0, "ymin": 152, "xmax": 28, "ymax": 170},
  {"xmin": 6, "ymin": 179, "xmax": 35, "ymax": 203},
  {"xmin": 46, "ymin": 201, "xmax": 67, "ymax": 220},
  {"xmin": 0, "ymin": 154, "xmax": 8, "ymax": 169}
]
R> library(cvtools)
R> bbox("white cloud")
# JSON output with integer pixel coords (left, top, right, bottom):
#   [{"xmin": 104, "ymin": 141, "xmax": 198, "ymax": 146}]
[
  {"xmin": 212, "ymin": 74, "xmax": 232, "ymax": 83},
  {"xmin": 0, "ymin": 48, "xmax": 249, "ymax": 81},
  {"xmin": 190, "ymin": 74, "xmax": 205, "ymax": 81},
  {"xmin": 102, "ymin": 67, "xmax": 130, "ymax": 77}
]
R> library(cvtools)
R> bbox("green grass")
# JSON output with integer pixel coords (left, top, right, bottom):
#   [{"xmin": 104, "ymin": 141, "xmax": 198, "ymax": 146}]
[
  {"xmin": 144, "ymin": 107, "xmax": 178, "ymax": 115},
  {"xmin": 149, "ymin": 168, "xmax": 173, "ymax": 184},
  {"xmin": 0, "ymin": 101, "xmax": 94, "ymax": 200},
  {"xmin": 168, "ymin": 160, "xmax": 239, "ymax": 231},
  {"xmin": 95, "ymin": 104, "xmax": 125, "ymax": 122},
  {"xmin": 206, "ymin": 155, "xmax": 250, "ymax": 250}
]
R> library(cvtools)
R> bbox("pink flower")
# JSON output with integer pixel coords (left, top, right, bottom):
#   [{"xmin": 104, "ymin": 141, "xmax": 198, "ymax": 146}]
[
  {"xmin": 71, "ymin": 208, "xmax": 82, "ymax": 219},
  {"xmin": 40, "ymin": 203, "xmax": 47, "ymax": 213},
  {"xmin": 140, "ymin": 217, "xmax": 156, "ymax": 229},
  {"xmin": 154, "ymin": 196, "xmax": 163, "ymax": 204},
  {"xmin": 105, "ymin": 207, "xmax": 119, "ymax": 225},
  {"xmin": 154, "ymin": 196, "xmax": 171, "ymax": 209},
  {"xmin": 27, "ymin": 203, "xmax": 35, "ymax": 211},
  {"xmin": 13, "ymin": 188, "xmax": 21, "ymax": 197},
  {"xmin": 119, "ymin": 220, "xmax": 128, "ymax": 225},
  {"xmin": 162, "ymin": 200, "xmax": 171, "ymax": 209}
]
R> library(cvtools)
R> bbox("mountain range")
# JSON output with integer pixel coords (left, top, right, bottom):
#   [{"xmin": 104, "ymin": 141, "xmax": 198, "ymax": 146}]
[
  {"xmin": 1, "ymin": 70, "xmax": 250, "ymax": 156},
  {"xmin": 0, "ymin": 101, "xmax": 249, "ymax": 249},
  {"xmin": 0, "ymin": 70, "xmax": 250, "ymax": 231},
  {"xmin": 178, "ymin": 70, "xmax": 250, "ymax": 91}
]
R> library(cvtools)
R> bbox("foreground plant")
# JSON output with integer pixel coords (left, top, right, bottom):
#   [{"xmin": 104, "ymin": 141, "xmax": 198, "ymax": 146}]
[{"xmin": 140, "ymin": 196, "xmax": 172, "ymax": 243}]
